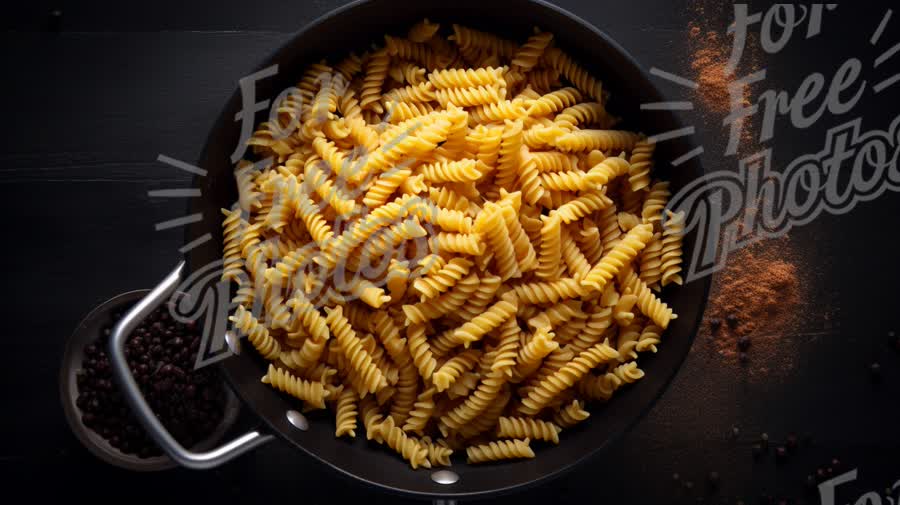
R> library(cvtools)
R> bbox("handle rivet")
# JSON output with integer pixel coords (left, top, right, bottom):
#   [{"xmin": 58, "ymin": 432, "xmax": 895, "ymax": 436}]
[
  {"xmin": 224, "ymin": 331, "xmax": 242, "ymax": 355},
  {"xmin": 286, "ymin": 410, "xmax": 309, "ymax": 431},
  {"xmin": 431, "ymin": 470, "xmax": 460, "ymax": 485}
]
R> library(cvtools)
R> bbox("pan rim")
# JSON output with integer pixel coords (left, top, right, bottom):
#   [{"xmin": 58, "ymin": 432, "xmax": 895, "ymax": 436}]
[{"xmin": 184, "ymin": 0, "xmax": 712, "ymax": 499}]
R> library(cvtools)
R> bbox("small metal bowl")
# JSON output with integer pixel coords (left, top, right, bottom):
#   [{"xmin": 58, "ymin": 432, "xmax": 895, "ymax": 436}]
[{"xmin": 59, "ymin": 289, "xmax": 241, "ymax": 471}]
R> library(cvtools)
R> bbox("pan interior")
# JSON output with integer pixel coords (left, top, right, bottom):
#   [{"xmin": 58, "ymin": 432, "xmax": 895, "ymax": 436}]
[{"xmin": 185, "ymin": 0, "xmax": 710, "ymax": 498}]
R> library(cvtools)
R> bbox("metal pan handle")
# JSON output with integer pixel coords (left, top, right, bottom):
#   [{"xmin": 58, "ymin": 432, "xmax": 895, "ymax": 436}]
[{"xmin": 108, "ymin": 261, "xmax": 274, "ymax": 469}]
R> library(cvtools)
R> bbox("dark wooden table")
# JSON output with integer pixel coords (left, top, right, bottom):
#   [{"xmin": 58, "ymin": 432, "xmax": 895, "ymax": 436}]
[{"xmin": 3, "ymin": 1, "xmax": 899, "ymax": 503}]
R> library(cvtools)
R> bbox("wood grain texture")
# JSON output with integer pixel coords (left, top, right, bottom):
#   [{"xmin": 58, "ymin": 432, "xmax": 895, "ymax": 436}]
[{"xmin": 1, "ymin": 1, "xmax": 898, "ymax": 504}]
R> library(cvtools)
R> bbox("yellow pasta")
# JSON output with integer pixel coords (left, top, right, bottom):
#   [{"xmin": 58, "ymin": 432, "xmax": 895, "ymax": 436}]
[
  {"xmin": 261, "ymin": 364, "xmax": 328, "ymax": 409},
  {"xmin": 466, "ymin": 438, "xmax": 534, "ymax": 463},
  {"xmin": 660, "ymin": 210, "xmax": 685, "ymax": 287},
  {"xmin": 628, "ymin": 137, "xmax": 655, "ymax": 192},
  {"xmin": 229, "ymin": 305, "xmax": 281, "ymax": 360},
  {"xmin": 419, "ymin": 159, "xmax": 482, "ymax": 183},
  {"xmin": 497, "ymin": 416, "xmax": 561, "ymax": 444},
  {"xmin": 641, "ymin": 181, "xmax": 671, "ymax": 224},
  {"xmin": 224, "ymin": 20, "xmax": 685, "ymax": 469},
  {"xmin": 581, "ymin": 223, "xmax": 654, "ymax": 292},
  {"xmin": 474, "ymin": 203, "xmax": 521, "ymax": 281},
  {"xmin": 495, "ymin": 119, "xmax": 524, "ymax": 188},
  {"xmin": 554, "ymin": 130, "xmax": 641, "ymax": 153},
  {"xmin": 433, "ymin": 348, "xmax": 482, "ymax": 392},
  {"xmin": 555, "ymin": 102, "xmax": 614, "ymax": 131},
  {"xmin": 325, "ymin": 305, "xmax": 388, "ymax": 394},
  {"xmin": 527, "ymin": 87, "xmax": 583, "ymax": 116},
  {"xmin": 537, "ymin": 212, "xmax": 562, "ymax": 279},
  {"xmin": 334, "ymin": 387, "xmax": 358, "ymax": 437},
  {"xmin": 553, "ymin": 400, "xmax": 590, "ymax": 428},
  {"xmin": 619, "ymin": 270, "xmax": 677, "ymax": 329},
  {"xmin": 449, "ymin": 292, "xmax": 518, "ymax": 347}
]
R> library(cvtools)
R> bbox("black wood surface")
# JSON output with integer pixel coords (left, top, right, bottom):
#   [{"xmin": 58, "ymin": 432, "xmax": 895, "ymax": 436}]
[{"xmin": 2, "ymin": 1, "xmax": 899, "ymax": 504}]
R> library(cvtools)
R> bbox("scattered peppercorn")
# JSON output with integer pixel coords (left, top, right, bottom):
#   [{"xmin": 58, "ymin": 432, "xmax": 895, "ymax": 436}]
[
  {"xmin": 870, "ymin": 362, "xmax": 882, "ymax": 382},
  {"xmin": 710, "ymin": 318, "xmax": 722, "ymax": 333},
  {"xmin": 830, "ymin": 458, "xmax": 840, "ymax": 469},
  {"xmin": 752, "ymin": 443, "xmax": 764, "ymax": 459},
  {"xmin": 726, "ymin": 314, "xmax": 739, "ymax": 328},
  {"xmin": 775, "ymin": 446, "xmax": 787, "ymax": 462},
  {"xmin": 786, "ymin": 433, "xmax": 798, "ymax": 451},
  {"xmin": 75, "ymin": 302, "xmax": 225, "ymax": 458},
  {"xmin": 739, "ymin": 352, "xmax": 749, "ymax": 364},
  {"xmin": 805, "ymin": 475, "xmax": 817, "ymax": 490},
  {"xmin": 737, "ymin": 336, "xmax": 751, "ymax": 351}
]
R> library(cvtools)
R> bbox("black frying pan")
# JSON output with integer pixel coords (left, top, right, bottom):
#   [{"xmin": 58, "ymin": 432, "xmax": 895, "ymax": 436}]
[{"xmin": 110, "ymin": 0, "xmax": 710, "ymax": 500}]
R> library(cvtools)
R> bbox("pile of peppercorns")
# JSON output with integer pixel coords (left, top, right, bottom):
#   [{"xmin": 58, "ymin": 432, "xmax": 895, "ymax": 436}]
[{"xmin": 75, "ymin": 304, "xmax": 226, "ymax": 458}]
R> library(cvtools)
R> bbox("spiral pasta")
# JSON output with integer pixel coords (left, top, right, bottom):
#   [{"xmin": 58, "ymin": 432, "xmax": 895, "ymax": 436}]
[
  {"xmin": 620, "ymin": 270, "xmax": 677, "ymax": 329},
  {"xmin": 537, "ymin": 212, "xmax": 563, "ymax": 279},
  {"xmin": 419, "ymin": 159, "xmax": 482, "ymax": 183},
  {"xmin": 553, "ymin": 400, "xmax": 591, "ymax": 429},
  {"xmin": 474, "ymin": 203, "xmax": 521, "ymax": 281},
  {"xmin": 225, "ymin": 20, "xmax": 683, "ymax": 469},
  {"xmin": 660, "ymin": 210, "xmax": 685, "ymax": 287},
  {"xmin": 554, "ymin": 130, "xmax": 641, "ymax": 153},
  {"xmin": 527, "ymin": 87, "xmax": 583, "ymax": 116},
  {"xmin": 519, "ymin": 342, "xmax": 619, "ymax": 415},
  {"xmin": 433, "ymin": 348, "xmax": 482, "ymax": 392},
  {"xmin": 628, "ymin": 137, "xmax": 655, "ymax": 192},
  {"xmin": 494, "ymin": 119, "xmax": 524, "ymax": 188},
  {"xmin": 581, "ymin": 223, "xmax": 654, "ymax": 292},
  {"xmin": 639, "ymin": 232, "xmax": 664, "ymax": 290},
  {"xmin": 555, "ymin": 102, "xmax": 614, "ymax": 131},
  {"xmin": 412, "ymin": 257, "xmax": 473, "ymax": 299},
  {"xmin": 363, "ymin": 167, "xmax": 412, "ymax": 209},
  {"xmin": 261, "ymin": 364, "xmax": 328, "ymax": 409},
  {"xmin": 334, "ymin": 387, "xmax": 358, "ymax": 437},
  {"xmin": 360, "ymin": 48, "xmax": 390, "ymax": 113},
  {"xmin": 466, "ymin": 438, "xmax": 534, "ymax": 463},
  {"xmin": 230, "ymin": 305, "xmax": 281, "ymax": 360},
  {"xmin": 325, "ymin": 306, "xmax": 388, "ymax": 394},
  {"xmin": 497, "ymin": 416, "xmax": 561, "ymax": 444},
  {"xmin": 511, "ymin": 327, "xmax": 559, "ymax": 382},
  {"xmin": 435, "ymin": 85, "xmax": 504, "ymax": 108},
  {"xmin": 543, "ymin": 46, "xmax": 603, "ymax": 102},
  {"xmin": 641, "ymin": 181, "xmax": 671, "ymax": 224},
  {"xmin": 469, "ymin": 99, "xmax": 528, "ymax": 125}
]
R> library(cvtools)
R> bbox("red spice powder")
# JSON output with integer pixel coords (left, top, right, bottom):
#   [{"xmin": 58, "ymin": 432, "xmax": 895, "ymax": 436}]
[
  {"xmin": 700, "ymin": 238, "xmax": 807, "ymax": 378},
  {"xmin": 687, "ymin": 13, "xmax": 760, "ymax": 153}
]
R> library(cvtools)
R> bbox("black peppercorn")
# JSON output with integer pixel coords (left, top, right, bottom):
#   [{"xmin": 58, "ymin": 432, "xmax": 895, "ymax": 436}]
[
  {"xmin": 752, "ymin": 443, "xmax": 764, "ymax": 459},
  {"xmin": 737, "ymin": 336, "xmax": 751, "ymax": 351},
  {"xmin": 870, "ymin": 362, "xmax": 882, "ymax": 382},
  {"xmin": 726, "ymin": 314, "xmax": 739, "ymax": 328},
  {"xmin": 710, "ymin": 318, "xmax": 722, "ymax": 332},
  {"xmin": 786, "ymin": 433, "xmax": 798, "ymax": 451},
  {"xmin": 775, "ymin": 446, "xmax": 787, "ymax": 462},
  {"xmin": 75, "ymin": 305, "xmax": 224, "ymax": 459}
]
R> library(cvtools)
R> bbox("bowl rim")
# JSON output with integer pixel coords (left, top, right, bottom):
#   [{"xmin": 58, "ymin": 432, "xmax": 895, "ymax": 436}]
[{"xmin": 59, "ymin": 289, "xmax": 242, "ymax": 472}]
